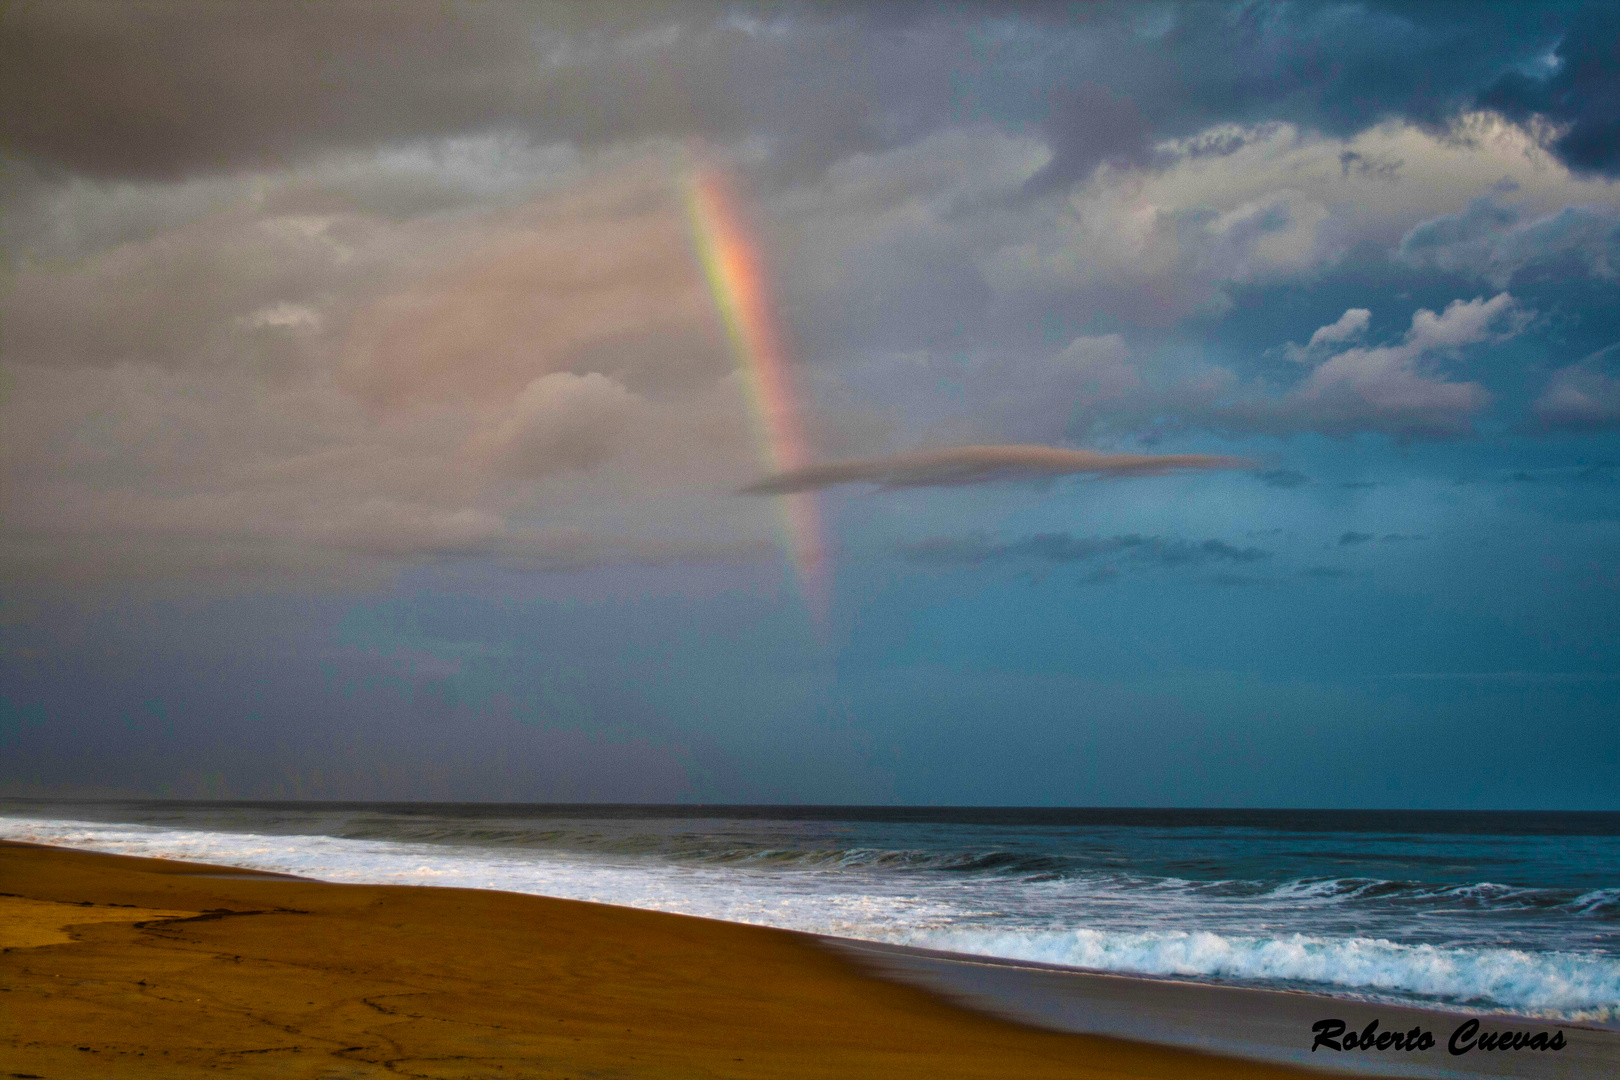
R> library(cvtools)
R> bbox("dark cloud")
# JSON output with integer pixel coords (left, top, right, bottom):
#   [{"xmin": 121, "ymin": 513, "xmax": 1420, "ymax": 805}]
[
  {"xmin": 1477, "ymin": 5, "xmax": 1620, "ymax": 177},
  {"xmin": 1, "ymin": 1, "xmax": 545, "ymax": 178},
  {"xmin": 1488, "ymin": 463, "xmax": 1620, "ymax": 485},
  {"xmin": 1337, "ymin": 150, "xmax": 1402, "ymax": 181},
  {"xmin": 899, "ymin": 532, "xmax": 1270, "ymax": 572},
  {"xmin": 0, "ymin": 1, "xmax": 1579, "ymax": 188},
  {"xmin": 1397, "ymin": 195, "xmax": 1520, "ymax": 263},
  {"xmin": 740, "ymin": 445, "xmax": 1250, "ymax": 495},
  {"xmin": 1339, "ymin": 531, "xmax": 1375, "ymax": 545},
  {"xmin": 1397, "ymin": 196, "xmax": 1620, "ymax": 287},
  {"xmin": 0, "ymin": 2, "xmax": 894, "ymax": 182},
  {"xmin": 1254, "ymin": 468, "xmax": 1310, "ymax": 488},
  {"xmin": 1200, "ymin": 539, "xmax": 1272, "ymax": 563},
  {"xmin": 1025, "ymin": 2, "xmax": 1569, "ymax": 190},
  {"xmin": 1023, "ymin": 82, "xmax": 1154, "ymax": 196}
]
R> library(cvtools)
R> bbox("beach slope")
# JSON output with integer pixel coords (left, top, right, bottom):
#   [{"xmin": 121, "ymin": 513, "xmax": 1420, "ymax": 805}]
[{"xmin": 0, "ymin": 840, "xmax": 1331, "ymax": 1079}]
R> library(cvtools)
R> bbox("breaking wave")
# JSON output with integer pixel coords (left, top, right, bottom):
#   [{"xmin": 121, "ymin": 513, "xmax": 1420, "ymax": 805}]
[
  {"xmin": 3, "ymin": 808, "xmax": 1616, "ymax": 1023},
  {"xmin": 900, "ymin": 926, "xmax": 1620, "ymax": 1022}
]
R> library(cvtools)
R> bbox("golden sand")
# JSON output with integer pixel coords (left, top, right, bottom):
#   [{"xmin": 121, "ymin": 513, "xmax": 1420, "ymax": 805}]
[
  {"xmin": 0, "ymin": 896, "xmax": 198, "ymax": 950},
  {"xmin": 1, "ymin": 840, "xmax": 1326, "ymax": 1078}
]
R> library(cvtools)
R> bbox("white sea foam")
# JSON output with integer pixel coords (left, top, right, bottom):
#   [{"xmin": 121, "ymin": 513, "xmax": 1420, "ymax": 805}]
[
  {"xmin": 3, "ymin": 814, "xmax": 1617, "ymax": 1022},
  {"xmin": 900, "ymin": 927, "xmax": 1620, "ymax": 1022},
  {"xmin": 1569, "ymin": 888, "xmax": 1620, "ymax": 915}
]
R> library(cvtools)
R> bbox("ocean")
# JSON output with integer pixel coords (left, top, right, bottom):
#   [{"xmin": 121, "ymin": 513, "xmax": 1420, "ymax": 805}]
[{"xmin": 3, "ymin": 801, "xmax": 1616, "ymax": 1025}]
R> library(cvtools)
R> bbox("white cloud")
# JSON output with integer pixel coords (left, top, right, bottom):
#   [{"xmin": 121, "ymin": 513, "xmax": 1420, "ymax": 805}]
[
  {"xmin": 1533, "ymin": 346, "xmax": 1620, "ymax": 432},
  {"xmin": 469, "ymin": 372, "xmax": 641, "ymax": 478},
  {"xmin": 962, "ymin": 115, "xmax": 1613, "ymax": 331},
  {"xmin": 1055, "ymin": 334, "xmax": 1142, "ymax": 406},
  {"xmin": 1309, "ymin": 308, "xmax": 1372, "ymax": 347},
  {"xmin": 0, "ymin": 152, "xmax": 779, "ymax": 582},
  {"xmin": 242, "ymin": 302, "xmax": 323, "ymax": 331},
  {"xmin": 1283, "ymin": 308, "xmax": 1371, "ymax": 363},
  {"xmin": 1405, "ymin": 293, "xmax": 1526, "ymax": 348},
  {"xmin": 317, "ymin": 501, "xmax": 507, "ymax": 556},
  {"xmin": 1227, "ymin": 294, "xmax": 1525, "ymax": 437}
]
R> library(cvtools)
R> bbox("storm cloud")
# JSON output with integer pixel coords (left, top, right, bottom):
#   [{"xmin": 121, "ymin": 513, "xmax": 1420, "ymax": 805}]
[
  {"xmin": 0, "ymin": 1, "xmax": 1595, "ymax": 187},
  {"xmin": 1477, "ymin": 4, "xmax": 1620, "ymax": 178}
]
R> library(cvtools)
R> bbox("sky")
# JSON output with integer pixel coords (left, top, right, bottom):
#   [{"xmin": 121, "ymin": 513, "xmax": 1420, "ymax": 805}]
[{"xmin": 2, "ymin": 1, "xmax": 1619, "ymax": 808}]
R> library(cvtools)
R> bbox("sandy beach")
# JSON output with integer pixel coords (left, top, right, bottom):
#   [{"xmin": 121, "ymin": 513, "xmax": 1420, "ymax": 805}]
[
  {"xmin": 0, "ymin": 840, "xmax": 1339, "ymax": 1079},
  {"xmin": 829, "ymin": 941, "xmax": 1618, "ymax": 1080}
]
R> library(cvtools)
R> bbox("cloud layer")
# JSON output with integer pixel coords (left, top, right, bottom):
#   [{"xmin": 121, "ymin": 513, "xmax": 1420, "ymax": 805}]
[
  {"xmin": 2, "ymin": 3, "xmax": 1617, "ymax": 585},
  {"xmin": 3, "ymin": 2, "xmax": 1594, "ymax": 185},
  {"xmin": 0, "ymin": 155, "xmax": 779, "ymax": 579}
]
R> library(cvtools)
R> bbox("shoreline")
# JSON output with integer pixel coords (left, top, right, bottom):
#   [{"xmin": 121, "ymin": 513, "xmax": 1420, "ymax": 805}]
[
  {"xmin": 1, "ymin": 839, "xmax": 1322, "ymax": 1079},
  {"xmin": 6, "ymin": 806, "xmax": 1614, "ymax": 1037},
  {"xmin": 4, "ymin": 840, "xmax": 1614, "ymax": 1078},
  {"xmin": 825, "ymin": 939, "xmax": 1619, "ymax": 1079}
]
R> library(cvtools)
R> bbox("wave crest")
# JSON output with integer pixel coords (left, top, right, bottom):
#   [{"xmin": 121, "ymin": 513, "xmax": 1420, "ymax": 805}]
[{"xmin": 901, "ymin": 926, "xmax": 1620, "ymax": 1021}]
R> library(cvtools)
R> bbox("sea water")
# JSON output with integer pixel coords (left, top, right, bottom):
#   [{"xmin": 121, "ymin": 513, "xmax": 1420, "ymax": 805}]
[{"xmin": 2, "ymin": 802, "xmax": 1616, "ymax": 1025}]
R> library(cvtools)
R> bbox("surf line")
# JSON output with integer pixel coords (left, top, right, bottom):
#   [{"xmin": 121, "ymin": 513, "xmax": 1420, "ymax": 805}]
[{"xmin": 685, "ymin": 165, "xmax": 830, "ymax": 625}]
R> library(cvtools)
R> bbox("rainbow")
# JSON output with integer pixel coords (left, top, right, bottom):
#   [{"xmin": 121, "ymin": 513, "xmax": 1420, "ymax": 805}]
[{"xmin": 685, "ymin": 167, "xmax": 829, "ymax": 624}]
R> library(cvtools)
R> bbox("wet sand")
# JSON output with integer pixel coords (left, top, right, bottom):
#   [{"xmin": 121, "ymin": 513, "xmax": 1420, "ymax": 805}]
[
  {"xmin": 0, "ymin": 840, "xmax": 1328, "ymax": 1079},
  {"xmin": 828, "ymin": 940, "xmax": 1619, "ymax": 1080}
]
